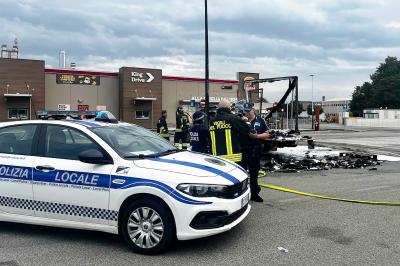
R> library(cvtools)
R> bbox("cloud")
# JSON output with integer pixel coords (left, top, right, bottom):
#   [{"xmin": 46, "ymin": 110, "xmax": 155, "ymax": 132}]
[{"xmin": 1, "ymin": 0, "xmax": 400, "ymax": 101}]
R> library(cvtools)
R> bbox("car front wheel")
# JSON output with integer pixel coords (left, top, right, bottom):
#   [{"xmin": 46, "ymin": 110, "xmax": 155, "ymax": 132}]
[{"xmin": 120, "ymin": 198, "xmax": 175, "ymax": 254}]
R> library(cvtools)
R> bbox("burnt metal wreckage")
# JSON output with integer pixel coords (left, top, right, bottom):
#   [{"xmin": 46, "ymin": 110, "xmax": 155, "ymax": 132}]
[
  {"xmin": 241, "ymin": 76, "xmax": 382, "ymax": 173},
  {"xmin": 244, "ymin": 76, "xmax": 300, "ymax": 132},
  {"xmin": 261, "ymin": 148, "xmax": 382, "ymax": 173},
  {"xmin": 241, "ymin": 76, "xmax": 302, "ymax": 151},
  {"xmin": 263, "ymin": 129, "xmax": 300, "ymax": 151}
]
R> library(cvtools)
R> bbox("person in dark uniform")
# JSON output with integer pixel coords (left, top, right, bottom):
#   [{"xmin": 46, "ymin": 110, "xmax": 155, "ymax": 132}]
[
  {"xmin": 240, "ymin": 102, "xmax": 270, "ymax": 202},
  {"xmin": 174, "ymin": 106, "xmax": 190, "ymax": 149},
  {"xmin": 209, "ymin": 99, "xmax": 257, "ymax": 163},
  {"xmin": 157, "ymin": 110, "xmax": 170, "ymax": 141},
  {"xmin": 189, "ymin": 111, "xmax": 210, "ymax": 154}
]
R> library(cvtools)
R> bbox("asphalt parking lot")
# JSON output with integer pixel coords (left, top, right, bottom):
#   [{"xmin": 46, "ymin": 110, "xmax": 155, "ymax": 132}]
[
  {"xmin": 311, "ymin": 126, "xmax": 400, "ymax": 156},
  {"xmin": 1, "ymin": 129, "xmax": 400, "ymax": 265}
]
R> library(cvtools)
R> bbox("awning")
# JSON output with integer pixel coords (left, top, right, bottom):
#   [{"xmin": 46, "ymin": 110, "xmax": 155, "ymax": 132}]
[
  {"xmin": 4, "ymin": 93, "xmax": 32, "ymax": 98},
  {"xmin": 134, "ymin": 97, "xmax": 157, "ymax": 101}
]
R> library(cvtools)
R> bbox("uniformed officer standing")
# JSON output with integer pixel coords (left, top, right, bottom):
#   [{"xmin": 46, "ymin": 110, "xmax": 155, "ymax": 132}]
[
  {"xmin": 240, "ymin": 103, "xmax": 270, "ymax": 202},
  {"xmin": 174, "ymin": 106, "xmax": 190, "ymax": 149},
  {"xmin": 189, "ymin": 111, "xmax": 210, "ymax": 154},
  {"xmin": 157, "ymin": 110, "xmax": 170, "ymax": 141},
  {"xmin": 209, "ymin": 99, "xmax": 256, "ymax": 163}
]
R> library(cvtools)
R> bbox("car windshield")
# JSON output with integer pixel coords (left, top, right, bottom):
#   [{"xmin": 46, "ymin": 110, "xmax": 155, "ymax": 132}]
[{"xmin": 90, "ymin": 124, "xmax": 178, "ymax": 159}]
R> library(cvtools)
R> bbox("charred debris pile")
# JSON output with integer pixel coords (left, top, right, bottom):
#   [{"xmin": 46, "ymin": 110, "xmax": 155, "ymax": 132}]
[{"xmin": 262, "ymin": 150, "xmax": 381, "ymax": 173}]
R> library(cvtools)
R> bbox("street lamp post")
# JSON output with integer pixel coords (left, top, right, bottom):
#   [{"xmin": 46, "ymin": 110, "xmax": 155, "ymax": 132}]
[
  {"xmin": 310, "ymin": 74, "xmax": 314, "ymax": 129},
  {"xmin": 204, "ymin": 0, "xmax": 210, "ymax": 123},
  {"xmin": 26, "ymin": 84, "xmax": 32, "ymax": 120}
]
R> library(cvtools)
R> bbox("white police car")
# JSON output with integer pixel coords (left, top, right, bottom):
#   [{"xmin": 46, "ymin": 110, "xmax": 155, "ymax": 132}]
[{"xmin": 0, "ymin": 112, "xmax": 250, "ymax": 254}]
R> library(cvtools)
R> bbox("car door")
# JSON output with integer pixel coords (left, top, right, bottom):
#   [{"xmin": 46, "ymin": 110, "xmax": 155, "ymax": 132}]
[
  {"xmin": 0, "ymin": 124, "xmax": 39, "ymax": 216},
  {"xmin": 32, "ymin": 124, "xmax": 115, "ymax": 225}
]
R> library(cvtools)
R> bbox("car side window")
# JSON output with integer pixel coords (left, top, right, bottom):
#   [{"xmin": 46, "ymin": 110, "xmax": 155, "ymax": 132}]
[
  {"xmin": 44, "ymin": 125, "xmax": 103, "ymax": 160},
  {"xmin": 0, "ymin": 124, "xmax": 38, "ymax": 155}
]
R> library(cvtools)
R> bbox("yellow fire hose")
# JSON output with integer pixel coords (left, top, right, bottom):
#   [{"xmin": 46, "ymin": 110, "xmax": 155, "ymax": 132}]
[
  {"xmin": 258, "ymin": 170, "xmax": 267, "ymax": 178},
  {"xmin": 259, "ymin": 183, "xmax": 400, "ymax": 206}
]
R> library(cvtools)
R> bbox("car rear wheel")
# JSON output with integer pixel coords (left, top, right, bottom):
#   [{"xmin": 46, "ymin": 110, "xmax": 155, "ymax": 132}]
[{"xmin": 120, "ymin": 198, "xmax": 175, "ymax": 254}]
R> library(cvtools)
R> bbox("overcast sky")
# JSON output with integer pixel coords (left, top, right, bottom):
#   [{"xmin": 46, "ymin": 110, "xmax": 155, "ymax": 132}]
[{"xmin": 1, "ymin": 0, "xmax": 400, "ymax": 101}]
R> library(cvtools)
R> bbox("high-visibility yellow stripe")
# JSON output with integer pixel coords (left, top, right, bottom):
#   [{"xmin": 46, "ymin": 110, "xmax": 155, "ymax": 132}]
[
  {"xmin": 225, "ymin": 129, "xmax": 230, "ymax": 155},
  {"xmin": 220, "ymin": 154, "xmax": 241, "ymax": 159},
  {"xmin": 210, "ymin": 131, "xmax": 217, "ymax": 155},
  {"xmin": 225, "ymin": 129, "xmax": 233, "ymax": 155},
  {"xmin": 220, "ymin": 153, "xmax": 242, "ymax": 162},
  {"xmin": 228, "ymin": 130, "xmax": 233, "ymax": 155}
]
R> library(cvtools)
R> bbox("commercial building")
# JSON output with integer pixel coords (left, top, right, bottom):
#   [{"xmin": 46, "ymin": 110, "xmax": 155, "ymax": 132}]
[
  {"xmin": 321, "ymin": 97, "xmax": 351, "ymax": 117},
  {"xmin": 0, "ymin": 57, "xmax": 257, "ymax": 128}
]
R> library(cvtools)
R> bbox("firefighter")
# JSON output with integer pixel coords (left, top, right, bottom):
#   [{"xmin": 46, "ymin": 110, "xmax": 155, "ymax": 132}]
[
  {"xmin": 189, "ymin": 111, "xmax": 210, "ymax": 154},
  {"xmin": 157, "ymin": 110, "xmax": 170, "ymax": 141},
  {"xmin": 209, "ymin": 99, "xmax": 257, "ymax": 163},
  {"xmin": 174, "ymin": 106, "xmax": 190, "ymax": 149},
  {"xmin": 240, "ymin": 102, "xmax": 270, "ymax": 202}
]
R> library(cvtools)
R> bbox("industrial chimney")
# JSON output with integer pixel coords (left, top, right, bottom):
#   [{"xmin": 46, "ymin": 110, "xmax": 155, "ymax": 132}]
[
  {"xmin": 10, "ymin": 38, "xmax": 18, "ymax": 59},
  {"xmin": 1, "ymin": 38, "xmax": 19, "ymax": 59},
  {"xmin": 1, "ymin": 44, "xmax": 7, "ymax": 58},
  {"xmin": 59, "ymin": 50, "xmax": 66, "ymax": 68}
]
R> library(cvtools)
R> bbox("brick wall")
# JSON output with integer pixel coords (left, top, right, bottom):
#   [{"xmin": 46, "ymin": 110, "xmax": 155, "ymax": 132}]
[{"xmin": 0, "ymin": 58, "xmax": 45, "ymax": 121}]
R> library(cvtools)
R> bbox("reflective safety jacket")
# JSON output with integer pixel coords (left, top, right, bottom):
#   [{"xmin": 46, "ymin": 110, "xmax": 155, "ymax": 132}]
[
  {"xmin": 157, "ymin": 116, "xmax": 169, "ymax": 137},
  {"xmin": 175, "ymin": 112, "xmax": 190, "ymax": 133},
  {"xmin": 209, "ymin": 108, "xmax": 251, "ymax": 162}
]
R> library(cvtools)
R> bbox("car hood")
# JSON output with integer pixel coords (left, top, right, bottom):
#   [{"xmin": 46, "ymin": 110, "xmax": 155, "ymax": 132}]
[{"xmin": 133, "ymin": 151, "xmax": 240, "ymax": 179}]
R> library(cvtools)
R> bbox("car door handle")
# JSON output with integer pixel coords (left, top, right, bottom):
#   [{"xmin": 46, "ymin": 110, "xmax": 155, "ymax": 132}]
[{"xmin": 35, "ymin": 165, "xmax": 56, "ymax": 172}]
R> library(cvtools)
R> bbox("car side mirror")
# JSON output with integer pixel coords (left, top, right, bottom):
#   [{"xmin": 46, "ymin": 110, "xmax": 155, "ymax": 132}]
[{"xmin": 78, "ymin": 149, "xmax": 112, "ymax": 165}]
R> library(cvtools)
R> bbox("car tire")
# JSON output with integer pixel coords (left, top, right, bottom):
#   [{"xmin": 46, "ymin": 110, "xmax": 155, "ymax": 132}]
[{"xmin": 120, "ymin": 198, "xmax": 176, "ymax": 255}]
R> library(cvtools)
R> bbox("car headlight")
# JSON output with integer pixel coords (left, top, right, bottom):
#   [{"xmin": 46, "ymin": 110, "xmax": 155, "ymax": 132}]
[{"xmin": 176, "ymin": 184, "xmax": 227, "ymax": 197}]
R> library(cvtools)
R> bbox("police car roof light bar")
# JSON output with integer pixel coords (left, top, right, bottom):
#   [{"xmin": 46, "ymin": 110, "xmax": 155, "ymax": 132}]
[
  {"xmin": 95, "ymin": 111, "xmax": 118, "ymax": 123},
  {"xmin": 36, "ymin": 110, "xmax": 119, "ymax": 123}
]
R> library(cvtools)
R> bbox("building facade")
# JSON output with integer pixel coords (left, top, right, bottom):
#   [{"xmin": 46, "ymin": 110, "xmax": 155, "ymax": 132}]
[
  {"xmin": 345, "ymin": 109, "xmax": 400, "ymax": 127},
  {"xmin": 0, "ymin": 57, "xmax": 256, "ymax": 128},
  {"xmin": 0, "ymin": 58, "xmax": 45, "ymax": 120},
  {"xmin": 321, "ymin": 97, "xmax": 351, "ymax": 117}
]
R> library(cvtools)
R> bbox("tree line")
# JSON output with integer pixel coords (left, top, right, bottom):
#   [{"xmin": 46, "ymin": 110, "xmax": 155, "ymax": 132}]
[{"xmin": 351, "ymin": 56, "xmax": 400, "ymax": 116}]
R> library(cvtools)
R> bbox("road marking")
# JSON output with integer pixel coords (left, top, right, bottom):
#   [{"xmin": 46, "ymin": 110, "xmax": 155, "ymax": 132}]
[
  {"xmin": 279, "ymin": 197, "xmax": 310, "ymax": 203},
  {"xmin": 354, "ymin": 185, "xmax": 390, "ymax": 192}
]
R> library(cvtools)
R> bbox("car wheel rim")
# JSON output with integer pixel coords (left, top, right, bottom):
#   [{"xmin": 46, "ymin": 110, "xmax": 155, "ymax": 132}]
[{"xmin": 127, "ymin": 207, "xmax": 164, "ymax": 249}]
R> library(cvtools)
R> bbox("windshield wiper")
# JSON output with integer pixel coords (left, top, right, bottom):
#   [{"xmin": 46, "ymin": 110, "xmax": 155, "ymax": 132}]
[
  {"xmin": 152, "ymin": 149, "xmax": 182, "ymax": 156},
  {"xmin": 123, "ymin": 154, "xmax": 151, "ymax": 159},
  {"xmin": 123, "ymin": 149, "xmax": 182, "ymax": 159}
]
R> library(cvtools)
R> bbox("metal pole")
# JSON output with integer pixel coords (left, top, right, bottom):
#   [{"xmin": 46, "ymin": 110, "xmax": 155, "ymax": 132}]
[
  {"xmin": 26, "ymin": 83, "xmax": 32, "ymax": 120},
  {"xmin": 295, "ymin": 77, "xmax": 299, "ymax": 132},
  {"xmin": 204, "ymin": 0, "xmax": 210, "ymax": 123},
  {"xmin": 291, "ymin": 90, "xmax": 294, "ymax": 129},
  {"xmin": 310, "ymin": 74, "xmax": 314, "ymax": 129},
  {"xmin": 286, "ymin": 103, "xmax": 289, "ymax": 129}
]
